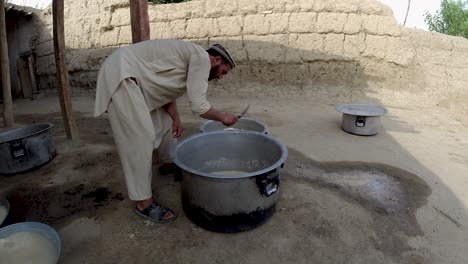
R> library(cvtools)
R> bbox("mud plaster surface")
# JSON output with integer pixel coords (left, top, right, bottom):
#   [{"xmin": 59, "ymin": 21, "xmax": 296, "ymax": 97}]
[{"xmin": 0, "ymin": 94, "xmax": 467, "ymax": 264}]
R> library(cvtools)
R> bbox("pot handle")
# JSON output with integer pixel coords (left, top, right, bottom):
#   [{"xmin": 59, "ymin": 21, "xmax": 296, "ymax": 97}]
[
  {"xmin": 256, "ymin": 170, "xmax": 280, "ymax": 197},
  {"xmin": 355, "ymin": 116, "xmax": 366, "ymax": 127},
  {"xmin": 10, "ymin": 141, "xmax": 26, "ymax": 159}
]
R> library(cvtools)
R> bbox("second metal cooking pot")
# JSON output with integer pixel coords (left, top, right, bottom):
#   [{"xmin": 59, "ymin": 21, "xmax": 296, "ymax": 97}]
[
  {"xmin": 200, "ymin": 117, "xmax": 269, "ymax": 134},
  {"xmin": 335, "ymin": 104, "xmax": 387, "ymax": 136},
  {"xmin": 173, "ymin": 131, "xmax": 288, "ymax": 233}
]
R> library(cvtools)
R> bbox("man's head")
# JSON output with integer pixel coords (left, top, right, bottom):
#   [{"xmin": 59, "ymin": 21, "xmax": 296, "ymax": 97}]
[{"xmin": 206, "ymin": 44, "xmax": 236, "ymax": 81}]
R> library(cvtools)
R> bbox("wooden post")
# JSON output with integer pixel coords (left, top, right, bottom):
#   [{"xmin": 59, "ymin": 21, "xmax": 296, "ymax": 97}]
[
  {"xmin": 52, "ymin": 0, "xmax": 78, "ymax": 139},
  {"xmin": 129, "ymin": 0, "xmax": 150, "ymax": 43},
  {"xmin": 0, "ymin": 0, "xmax": 14, "ymax": 127}
]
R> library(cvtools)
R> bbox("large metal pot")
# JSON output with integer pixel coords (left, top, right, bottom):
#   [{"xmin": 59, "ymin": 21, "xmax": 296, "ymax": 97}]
[
  {"xmin": 200, "ymin": 117, "xmax": 269, "ymax": 134},
  {"xmin": 335, "ymin": 104, "xmax": 387, "ymax": 136},
  {"xmin": 173, "ymin": 131, "xmax": 288, "ymax": 233},
  {"xmin": 0, "ymin": 123, "xmax": 56, "ymax": 175}
]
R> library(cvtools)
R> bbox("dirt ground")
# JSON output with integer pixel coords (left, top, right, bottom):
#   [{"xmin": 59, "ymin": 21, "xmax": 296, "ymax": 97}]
[{"xmin": 1, "ymin": 92, "xmax": 467, "ymax": 264}]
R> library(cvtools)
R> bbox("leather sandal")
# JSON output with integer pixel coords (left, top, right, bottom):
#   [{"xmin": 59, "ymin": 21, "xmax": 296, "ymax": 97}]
[{"xmin": 135, "ymin": 202, "xmax": 177, "ymax": 223}]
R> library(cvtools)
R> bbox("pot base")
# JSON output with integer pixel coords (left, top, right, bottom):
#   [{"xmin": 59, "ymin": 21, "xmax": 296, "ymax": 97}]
[
  {"xmin": 0, "ymin": 151, "xmax": 56, "ymax": 176},
  {"xmin": 341, "ymin": 127, "xmax": 378, "ymax": 136},
  {"xmin": 182, "ymin": 200, "xmax": 276, "ymax": 233}
]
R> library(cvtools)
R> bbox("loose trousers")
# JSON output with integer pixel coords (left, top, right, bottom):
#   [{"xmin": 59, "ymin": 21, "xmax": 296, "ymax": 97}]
[{"xmin": 108, "ymin": 78, "xmax": 176, "ymax": 201}]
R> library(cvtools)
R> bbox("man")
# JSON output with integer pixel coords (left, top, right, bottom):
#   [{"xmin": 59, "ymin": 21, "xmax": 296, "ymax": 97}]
[{"xmin": 94, "ymin": 40, "xmax": 238, "ymax": 223}]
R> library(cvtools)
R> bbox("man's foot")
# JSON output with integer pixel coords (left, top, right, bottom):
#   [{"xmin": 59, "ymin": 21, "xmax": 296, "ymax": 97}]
[
  {"xmin": 135, "ymin": 202, "xmax": 177, "ymax": 223},
  {"xmin": 159, "ymin": 163, "xmax": 178, "ymax": 176}
]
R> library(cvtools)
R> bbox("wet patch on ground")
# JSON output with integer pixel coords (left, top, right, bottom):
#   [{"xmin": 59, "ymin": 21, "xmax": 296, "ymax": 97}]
[
  {"xmin": 0, "ymin": 113, "xmax": 125, "ymax": 226},
  {"xmin": 284, "ymin": 148, "xmax": 432, "ymax": 259},
  {"xmin": 3, "ymin": 183, "xmax": 125, "ymax": 225}
]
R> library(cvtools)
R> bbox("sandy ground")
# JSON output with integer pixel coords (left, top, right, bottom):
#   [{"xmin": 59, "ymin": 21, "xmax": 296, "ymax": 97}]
[{"xmin": 1, "ymin": 92, "xmax": 467, "ymax": 264}]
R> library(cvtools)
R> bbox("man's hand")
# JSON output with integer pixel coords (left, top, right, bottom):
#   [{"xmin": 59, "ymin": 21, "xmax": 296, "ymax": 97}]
[
  {"xmin": 172, "ymin": 119, "xmax": 184, "ymax": 138},
  {"xmin": 162, "ymin": 101, "xmax": 183, "ymax": 138},
  {"xmin": 200, "ymin": 107, "xmax": 238, "ymax": 126},
  {"xmin": 220, "ymin": 113, "xmax": 238, "ymax": 126}
]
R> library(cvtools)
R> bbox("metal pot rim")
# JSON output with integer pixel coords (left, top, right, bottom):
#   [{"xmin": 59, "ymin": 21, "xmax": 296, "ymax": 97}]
[
  {"xmin": 0, "ymin": 221, "xmax": 61, "ymax": 260},
  {"xmin": 174, "ymin": 131, "xmax": 288, "ymax": 179},
  {"xmin": 200, "ymin": 117, "xmax": 269, "ymax": 134},
  {"xmin": 335, "ymin": 103, "xmax": 387, "ymax": 117},
  {"xmin": 0, "ymin": 123, "xmax": 54, "ymax": 144}
]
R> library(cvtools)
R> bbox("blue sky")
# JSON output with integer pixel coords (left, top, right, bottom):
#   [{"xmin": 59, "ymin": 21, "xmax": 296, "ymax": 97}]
[
  {"xmin": 378, "ymin": 0, "xmax": 441, "ymax": 30},
  {"xmin": 8, "ymin": 0, "xmax": 442, "ymax": 30}
]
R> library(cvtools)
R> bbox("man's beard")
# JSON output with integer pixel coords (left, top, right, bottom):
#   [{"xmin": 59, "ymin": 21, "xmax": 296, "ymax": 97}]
[{"xmin": 208, "ymin": 65, "xmax": 219, "ymax": 81}]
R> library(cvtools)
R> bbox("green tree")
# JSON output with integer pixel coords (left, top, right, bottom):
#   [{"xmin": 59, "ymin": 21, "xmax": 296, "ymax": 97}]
[
  {"xmin": 149, "ymin": 0, "xmax": 190, "ymax": 4},
  {"xmin": 424, "ymin": 0, "xmax": 468, "ymax": 38}
]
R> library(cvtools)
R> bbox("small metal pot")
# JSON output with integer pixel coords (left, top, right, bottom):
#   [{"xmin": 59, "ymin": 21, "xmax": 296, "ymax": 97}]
[
  {"xmin": 336, "ymin": 104, "xmax": 387, "ymax": 136},
  {"xmin": 200, "ymin": 117, "xmax": 269, "ymax": 134},
  {"xmin": 0, "ymin": 123, "xmax": 56, "ymax": 175},
  {"xmin": 173, "ymin": 131, "xmax": 288, "ymax": 233}
]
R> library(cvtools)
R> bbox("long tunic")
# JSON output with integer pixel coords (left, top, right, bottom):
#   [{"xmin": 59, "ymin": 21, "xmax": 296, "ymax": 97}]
[{"xmin": 94, "ymin": 39, "xmax": 211, "ymax": 117}]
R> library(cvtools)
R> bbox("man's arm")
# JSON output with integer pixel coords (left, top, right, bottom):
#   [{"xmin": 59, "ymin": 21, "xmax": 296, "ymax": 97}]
[
  {"xmin": 200, "ymin": 107, "xmax": 238, "ymax": 126},
  {"xmin": 185, "ymin": 50, "xmax": 238, "ymax": 126},
  {"xmin": 162, "ymin": 101, "xmax": 183, "ymax": 137},
  {"xmin": 162, "ymin": 100, "xmax": 180, "ymax": 121}
]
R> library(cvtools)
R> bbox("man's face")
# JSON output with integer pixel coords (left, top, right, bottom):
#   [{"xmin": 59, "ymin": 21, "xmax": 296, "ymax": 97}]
[{"xmin": 209, "ymin": 62, "xmax": 232, "ymax": 81}]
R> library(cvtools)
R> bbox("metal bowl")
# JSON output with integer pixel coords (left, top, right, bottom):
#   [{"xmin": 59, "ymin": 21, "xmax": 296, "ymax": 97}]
[
  {"xmin": 0, "ymin": 197, "xmax": 9, "ymax": 227},
  {"xmin": 0, "ymin": 222, "xmax": 61, "ymax": 263},
  {"xmin": 200, "ymin": 118, "xmax": 269, "ymax": 134}
]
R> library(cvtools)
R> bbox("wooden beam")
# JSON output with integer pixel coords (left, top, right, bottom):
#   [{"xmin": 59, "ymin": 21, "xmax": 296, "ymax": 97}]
[
  {"xmin": 17, "ymin": 57, "xmax": 33, "ymax": 99},
  {"xmin": 129, "ymin": 0, "xmax": 150, "ymax": 43},
  {"xmin": 52, "ymin": 0, "xmax": 78, "ymax": 139},
  {"xmin": 0, "ymin": 0, "xmax": 14, "ymax": 127},
  {"xmin": 27, "ymin": 55, "xmax": 38, "ymax": 95}
]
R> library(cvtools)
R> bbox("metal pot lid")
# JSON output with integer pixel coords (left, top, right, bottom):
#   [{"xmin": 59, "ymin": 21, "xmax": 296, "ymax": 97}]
[
  {"xmin": 335, "ymin": 104, "xmax": 387, "ymax": 116},
  {"xmin": 0, "ymin": 123, "xmax": 53, "ymax": 144}
]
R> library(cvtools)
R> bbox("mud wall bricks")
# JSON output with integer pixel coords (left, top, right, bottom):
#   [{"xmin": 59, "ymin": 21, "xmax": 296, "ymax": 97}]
[{"xmin": 31, "ymin": 0, "xmax": 468, "ymax": 100}]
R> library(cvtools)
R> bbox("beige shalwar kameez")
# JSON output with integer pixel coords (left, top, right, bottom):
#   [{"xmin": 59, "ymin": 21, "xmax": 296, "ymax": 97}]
[{"xmin": 94, "ymin": 40, "xmax": 211, "ymax": 201}]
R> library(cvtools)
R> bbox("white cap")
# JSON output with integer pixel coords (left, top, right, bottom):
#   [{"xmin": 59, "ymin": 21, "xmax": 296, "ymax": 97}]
[{"xmin": 209, "ymin": 44, "xmax": 236, "ymax": 68}]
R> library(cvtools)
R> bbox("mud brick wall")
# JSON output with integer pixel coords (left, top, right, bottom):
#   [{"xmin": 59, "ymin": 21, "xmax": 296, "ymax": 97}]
[{"xmin": 33, "ymin": 0, "xmax": 468, "ymax": 108}]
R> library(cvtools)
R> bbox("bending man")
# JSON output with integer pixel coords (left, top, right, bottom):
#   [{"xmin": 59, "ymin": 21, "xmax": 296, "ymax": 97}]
[{"xmin": 94, "ymin": 40, "xmax": 238, "ymax": 223}]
